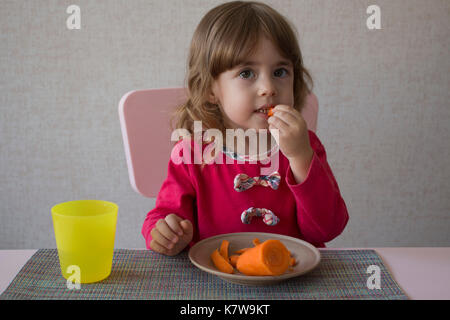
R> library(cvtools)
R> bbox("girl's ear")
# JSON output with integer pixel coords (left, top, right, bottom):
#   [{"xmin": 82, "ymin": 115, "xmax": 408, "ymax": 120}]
[
  {"xmin": 207, "ymin": 92, "xmax": 216, "ymax": 104},
  {"xmin": 207, "ymin": 84, "xmax": 219, "ymax": 105}
]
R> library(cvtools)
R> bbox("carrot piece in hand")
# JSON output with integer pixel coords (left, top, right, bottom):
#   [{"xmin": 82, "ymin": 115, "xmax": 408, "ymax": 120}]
[
  {"xmin": 267, "ymin": 107, "xmax": 274, "ymax": 117},
  {"xmin": 211, "ymin": 249, "xmax": 234, "ymax": 274},
  {"xmin": 236, "ymin": 239, "xmax": 291, "ymax": 276},
  {"xmin": 219, "ymin": 240, "xmax": 229, "ymax": 261}
]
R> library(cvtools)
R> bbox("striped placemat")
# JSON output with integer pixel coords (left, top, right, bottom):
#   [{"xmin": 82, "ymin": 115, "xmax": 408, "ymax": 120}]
[{"xmin": 0, "ymin": 249, "xmax": 408, "ymax": 300}]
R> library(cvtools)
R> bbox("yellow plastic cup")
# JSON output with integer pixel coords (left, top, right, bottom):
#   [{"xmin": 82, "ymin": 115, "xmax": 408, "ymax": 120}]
[{"xmin": 51, "ymin": 200, "xmax": 118, "ymax": 283}]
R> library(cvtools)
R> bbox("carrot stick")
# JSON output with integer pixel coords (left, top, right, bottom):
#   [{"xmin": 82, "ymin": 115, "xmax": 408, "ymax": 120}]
[
  {"xmin": 211, "ymin": 249, "xmax": 234, "ymax": 274},
  {"xmin": 267, "ymin": 107, "xmax": 274, "ymax": 117},
  {"xmin": 219, "ymin": 240, "xmax": 229, "ymax": 261},
  {"xmin": 236, "ymin": 239, "xmax": 290, "ymax": 276},
  {"xmin": 229, "ymin": 255, "xmax": 240, "ymax": 268}
]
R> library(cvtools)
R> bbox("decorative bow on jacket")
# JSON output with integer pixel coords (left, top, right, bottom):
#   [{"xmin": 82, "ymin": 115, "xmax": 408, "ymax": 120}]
[
  {"xmin": 233, "ymin": 172, "xmax": 281, "ymax": 192},
  {"xmin": 241, "ymin": 207, "xmax": 280, "ymax": 226}
]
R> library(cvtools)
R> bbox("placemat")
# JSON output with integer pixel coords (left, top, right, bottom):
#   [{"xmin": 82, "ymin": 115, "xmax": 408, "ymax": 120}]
[{"xmin": 0, "ymin": 249, "xmax": 408, "ymax": 300}]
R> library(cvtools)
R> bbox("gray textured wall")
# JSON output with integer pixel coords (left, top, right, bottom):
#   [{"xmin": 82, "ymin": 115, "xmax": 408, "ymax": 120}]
[{"xmin": 1, "ymin": 0, "xmax": 449, "ymax": 249}]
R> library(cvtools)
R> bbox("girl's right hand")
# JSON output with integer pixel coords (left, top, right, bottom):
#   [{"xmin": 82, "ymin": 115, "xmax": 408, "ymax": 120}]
[{"xmin": 149, "ymin": 214, "xmax": 193, "ymax": 256}]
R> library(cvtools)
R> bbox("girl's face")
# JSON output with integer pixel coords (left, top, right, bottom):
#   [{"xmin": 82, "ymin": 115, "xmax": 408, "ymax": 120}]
[{"xmin": 210, "ymin": 36, "xmax": 295, "ymax": 130}]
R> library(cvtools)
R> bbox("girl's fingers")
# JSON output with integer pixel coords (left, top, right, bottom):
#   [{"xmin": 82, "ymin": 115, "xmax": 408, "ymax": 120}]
[
  {"xmin": 180, "ymin": 219, "xmax": 192, "ymax": 229},
  {"xmin": 165, "ymin": 214, "xmax": 184, "ymax": 237},
  {"xmin": 180, "ymin": 219, "xmax": 193, "ymax": 240},
  {"xmin": 271, "ymin": 110, "xmax": 299, "ymax": 127},
  {"xmin": 156, "ymin": 218, "xmax": 179, "ymax": 242},
  {"xmin": 273, "ymin": 105, "xmax": 301, "ymax": 120},
  {"xmin": 149, "ymin": 216, "xmax": 194, "ymax": 256},
  {"xmin": 151, "ymin": 224, "xmax": 176, "ymax": 249},
  {"xmin": 149, "ymin": 239, "xmax": 169, "ymax": 254},
  {"xmin": 268, "ymin": 113, "xmax": 289, "ymax": 132}
]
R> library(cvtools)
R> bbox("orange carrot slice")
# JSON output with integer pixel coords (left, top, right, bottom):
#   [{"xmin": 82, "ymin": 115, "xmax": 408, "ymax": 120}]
[
  {"xmin": 211, "ymin": 249, "xmax": 234, "ymax": 274},
  {"xmin": 235, "ymin": 247, "xmax": 251, "ymax": 255},
  {"xmin": 252, "ymin": 238, "xmax": 261, "ymax": 246},
  {"xmin": 236, "ymin": 239, "xmax": 291, "ymax": 276},
  {"xmin": 219, "ymin": 240, "xmax": 229, "ymax": 261},
  {"xmin": 229, "ymin": 255, "xmax": 240, "ymax": 268},
  {"xmin": 267, "ymin": 107, "xmax": 274, "ymax": 117}
]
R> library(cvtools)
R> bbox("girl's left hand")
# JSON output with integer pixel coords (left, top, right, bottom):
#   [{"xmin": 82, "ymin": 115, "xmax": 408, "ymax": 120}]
[{"xmin": 267, "ymin": 104, "xmax": 313, "ymax": 162}]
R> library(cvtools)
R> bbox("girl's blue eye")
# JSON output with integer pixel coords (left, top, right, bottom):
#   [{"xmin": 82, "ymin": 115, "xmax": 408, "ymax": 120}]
[
  {"xmin": 239, "ymin": 70, "xmax": 254, "ymax": 79},
  {"xmin": 274, "ymin": 68, "xmax": 289, "ymax": 78}
]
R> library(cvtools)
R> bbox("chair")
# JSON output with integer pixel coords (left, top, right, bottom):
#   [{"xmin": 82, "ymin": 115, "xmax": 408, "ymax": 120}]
[{"xmin": 119, "ymin": 87, "xmax": 318, "ymax": 198}]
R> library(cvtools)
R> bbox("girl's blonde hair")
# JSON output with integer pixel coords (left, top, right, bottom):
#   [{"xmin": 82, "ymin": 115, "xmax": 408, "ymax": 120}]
[{"xmin": 171, "ymin": 0, "xmax": 314, "ymax": 142}]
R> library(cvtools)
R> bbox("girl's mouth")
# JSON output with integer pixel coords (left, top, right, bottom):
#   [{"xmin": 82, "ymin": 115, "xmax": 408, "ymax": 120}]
[{"xmin": 255, "ymin": 106, "xmax": 275, "ymax": 118}]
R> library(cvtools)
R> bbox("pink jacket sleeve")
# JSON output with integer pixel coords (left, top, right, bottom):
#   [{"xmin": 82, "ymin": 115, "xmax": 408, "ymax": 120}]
[
  {"xmin": 141, "ymin": 143, "xmax": 196, "ymax": 250},
  {"xmin": 285, "ymin": 131, "xmax": 349, "ymax": 246}
]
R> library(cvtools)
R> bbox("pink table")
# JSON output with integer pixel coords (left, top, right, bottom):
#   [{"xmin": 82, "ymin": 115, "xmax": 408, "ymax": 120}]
[{"xmin": 1, "ymin": 248, "xmax": 449, "ymax": 300}]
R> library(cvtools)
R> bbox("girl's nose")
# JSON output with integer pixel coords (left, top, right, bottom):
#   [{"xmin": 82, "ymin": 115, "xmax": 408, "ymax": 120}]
[{"xmin": 257, "ymin": 78, "xmax": 276, "ymax": 97}]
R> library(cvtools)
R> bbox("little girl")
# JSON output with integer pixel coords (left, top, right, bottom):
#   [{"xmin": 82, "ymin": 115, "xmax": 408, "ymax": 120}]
[{"xmin": 142, "ymin": 1, "xmax": 349, "ymax": 255}]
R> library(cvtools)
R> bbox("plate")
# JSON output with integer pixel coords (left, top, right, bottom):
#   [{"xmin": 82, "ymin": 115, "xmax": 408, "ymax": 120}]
[{"xmin": 188, "ymin": 232, "xmax": 321, "ymax": 285}]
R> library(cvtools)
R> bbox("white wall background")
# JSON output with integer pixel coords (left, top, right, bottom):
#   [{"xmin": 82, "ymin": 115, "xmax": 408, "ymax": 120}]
[{"xmin": 1, "ymin": 0, "xmax": 449, "ymax": 249}]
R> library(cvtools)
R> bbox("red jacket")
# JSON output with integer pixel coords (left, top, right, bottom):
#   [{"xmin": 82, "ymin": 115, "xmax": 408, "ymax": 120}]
[{"xmin": 142, "ymin": 130, "xmax": 349, "ymax": 248}]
